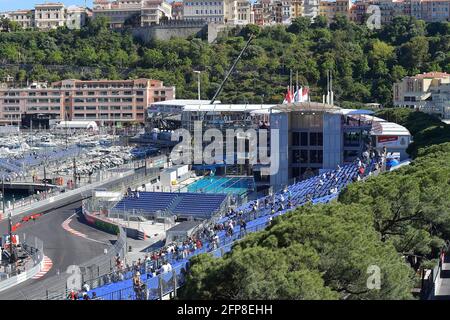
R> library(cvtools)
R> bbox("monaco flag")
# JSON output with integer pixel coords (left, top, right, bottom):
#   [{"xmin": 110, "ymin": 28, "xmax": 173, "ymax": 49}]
[
  {"xmin": 292, "ymin": 86, "xmax": 310, "ymax": 102},
  {"xmin": 283, "ymin": 86, "xmax": 293, "ymax": 104},
  {"xmin": 301, "ymin": 87, "xmax": 309, "ymax": 102}
]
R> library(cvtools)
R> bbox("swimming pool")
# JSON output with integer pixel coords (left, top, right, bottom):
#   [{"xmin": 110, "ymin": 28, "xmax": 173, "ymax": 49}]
[{"xmin": 184, "ymin": 176, "xmax": 255, "ymax": 197}]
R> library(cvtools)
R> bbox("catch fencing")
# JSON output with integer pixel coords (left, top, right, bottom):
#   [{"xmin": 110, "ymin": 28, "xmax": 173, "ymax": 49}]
[
  {"xmin": 94, "ymin": 217, "xmax": 270, "ymax": 300},
  {"xmin": 0, "ymin": 235, "xmax": 44, "ymax": 293},
  {"xmin": 44, "ymin": 224, "xmax": 127, "ymax": 300}
]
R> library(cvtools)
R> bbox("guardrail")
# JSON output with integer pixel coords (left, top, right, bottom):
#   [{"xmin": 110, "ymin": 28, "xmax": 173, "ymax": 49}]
[
  {"xmin": 0, "ymin": 235, "xmax": 44, "ymax": 293},
  {"xmin": 94, "ymin": 218, "xmax": 270, "ymax": 300},
  {"xmin": 3, "ymin": 154, "xmax": 168, "ymax": 213},
  {"xmin": 44, "ymin": 224, "xmax": 127, "ymax": 300},
  {"xmin": 421, "ymin": 243, "xmax": 449, "ymax": 300}
]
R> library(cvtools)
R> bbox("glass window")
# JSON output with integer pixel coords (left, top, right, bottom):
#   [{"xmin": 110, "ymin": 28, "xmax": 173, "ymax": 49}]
[
  {"xmin": 309, "ymin": 150, "xmax": 323, "ymax": 164},
  {"xmin": 310, "ymin": 132, "xmax": 323, "ymax": 146},
  {"xmin": 300, "ymin": 132, "xmax": 308, "ymax": 146},
  {"xmin": 292, "ymin": 150, "xmax": 300, "ymax": 164},
  {"xmin": 292, "ymin": 132, "xmax": 299, "ymax": 146}
]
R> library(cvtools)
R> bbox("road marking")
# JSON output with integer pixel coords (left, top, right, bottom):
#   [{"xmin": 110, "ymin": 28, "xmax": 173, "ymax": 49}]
[
  {"xmin": 61, "ymin": 214, "xmax": 109, "ymax": 245},
  {"xmin": 32, "ymin": 256, "xmax": 53, "ymax": 280}
]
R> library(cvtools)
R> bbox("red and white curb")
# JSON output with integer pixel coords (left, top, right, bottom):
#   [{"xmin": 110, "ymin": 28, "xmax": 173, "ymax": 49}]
[
  {"xmin": 61, "ymin": 214, "xmax": 108, "ymax": 244},
  {"xmin": 62, "ymin": 217, "xmax": 88, "ymax": 239},
  {"xmin": 32, "ymin": 256, "xmax": 53, "ymax": 280}
]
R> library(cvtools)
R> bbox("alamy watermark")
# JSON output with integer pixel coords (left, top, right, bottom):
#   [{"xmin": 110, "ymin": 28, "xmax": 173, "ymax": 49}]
[
  {"xmin": 169, "ymin": 121, "xmax": 280, "ymax": 176},
  {"xmin": 366, "ymin": 5, "xmax": 382, "ymax": 30},
  {"xmin": 366, "ymin": 265, "xmax": 381, "ymax": 290}
]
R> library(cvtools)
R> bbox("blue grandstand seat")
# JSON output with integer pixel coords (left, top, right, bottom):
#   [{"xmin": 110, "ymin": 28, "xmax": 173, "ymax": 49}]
[{"xmin": 86, "ymin": 163, "xmax": 367, "ymax": 300}]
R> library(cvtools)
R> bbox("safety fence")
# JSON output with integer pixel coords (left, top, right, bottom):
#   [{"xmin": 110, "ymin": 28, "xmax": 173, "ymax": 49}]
[
  {"xmin": 0, "ymin": 235, "xmax": 44, "ymax": 293},
  {"xmin": 81, "ymin": 160, "xmax": 385, "ymax": 300},
  {"xmin": 421, "ymin": 242, "xmax": 450, "ymax": 300},
  {"xmin": 44, "ymin": 224, "xmax": 127, "ymax": 300},
  {"xmin": 4, "ymin": 154, "xmax": 167, "ymax": 214},
  {"xmin": 91, "ymin": 215, "xmax": 272, "ymax": 300}
]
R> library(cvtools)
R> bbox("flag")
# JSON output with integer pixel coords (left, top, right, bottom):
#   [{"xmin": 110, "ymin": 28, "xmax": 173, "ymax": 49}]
[
  {"xmin": 301, "ymin": 87, "xmax": 309, "ymax": 102},
  {"xmin": 283, "ymin": 86, "xmax": 293, "ymax": 104},
  {"xmin": 293, "ymin": 86, "xmax": 301, "ymax": 102}
]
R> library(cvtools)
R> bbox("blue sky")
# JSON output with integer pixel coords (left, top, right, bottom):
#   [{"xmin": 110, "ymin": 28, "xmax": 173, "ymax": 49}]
[{"xmin": 0, "ymin": 0, "xmax": 94, "ymax": 11}]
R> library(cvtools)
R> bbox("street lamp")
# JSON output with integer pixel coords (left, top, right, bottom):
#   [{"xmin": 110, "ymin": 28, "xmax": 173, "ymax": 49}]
[{"xmin": 193, "ymin": 70, "xmax": 201, "ymax": 100}]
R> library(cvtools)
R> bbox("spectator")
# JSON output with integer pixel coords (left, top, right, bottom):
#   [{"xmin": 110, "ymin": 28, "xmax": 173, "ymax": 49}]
[
  {"xmin": 161, "ymin": 261, "xmax": 173, "ymax": 274},
  {"xmin": 82, "ymin": 282, "xmax": 90, "ymax": 293},
  {"xmin": 239, "ymin": 219, "xmax": 247, "ymax": 236},
  {"xmin": 67, "ymin": 289, "xmax": 77, "ymax": 300}
]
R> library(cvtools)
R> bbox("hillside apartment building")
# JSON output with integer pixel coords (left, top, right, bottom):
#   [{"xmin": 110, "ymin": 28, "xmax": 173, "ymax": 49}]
[{"xmin": 0, "ymin": 79, "xmax": 175, "ymax": 126}]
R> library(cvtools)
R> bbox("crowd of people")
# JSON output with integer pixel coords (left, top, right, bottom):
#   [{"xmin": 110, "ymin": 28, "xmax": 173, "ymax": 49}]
[{"xmin": 77, "ymin": 154, "xmax": 385, "ymax": 300}]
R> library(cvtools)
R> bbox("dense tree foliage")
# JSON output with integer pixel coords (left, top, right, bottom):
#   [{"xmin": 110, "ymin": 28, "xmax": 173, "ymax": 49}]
[
  {"xmin": 181, "ymin": 203, "xmax": 415, "ymax": 300},
  {"xmin": 0, "ymin": 16, "xmax": 449, "ymax": 105}
]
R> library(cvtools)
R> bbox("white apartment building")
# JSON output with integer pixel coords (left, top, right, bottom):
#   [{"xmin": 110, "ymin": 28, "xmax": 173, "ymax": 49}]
[
  {"xmin": 421, "ymin": 0, "xmax": 450, "ymax": 22},
  {"xmin": 303, "ymin": 0, "xmax": 320, "ymax": 19},
  {"xmin": 226, "ymin": 0, "xmax": 253, "ymax": 24},
  {"xmin": 66, "ymin": 5, "xmax": 89, "ymax": 29},
  {"xmin": 93, "ymin": 0, "xmax": 142, "ymax": 28},
  {"xmin": 34, "ymin": 2, "xmax": 66, "ymax": 29},
  {"xmin": 1, "ymin": 3, "xmax": 88, "ymax": 30},
  {"xmin": 183, "ymin": 0, "xmax": 226, "ymax": 23},
  {"xmin": 93, "ymin": 0, "xmax": 172, "ymax": 27},
  {"xmin": 422, "ymin": 83, "xmax": 450, "ymax": 119},
  {"xmin": 0, "ymin": 10, "xmax": 34, "ymax": 29},
  {"xmin": 141, "ymin": 0, "xmax": 172, "ymax": 26},
  {"xmin": 183, "ymin": 0, "xmax": 252, "ymax": 24},
  {"xmin": 393, "ymin": 72, "xmax": 450, "ymax": 119},
  {"xmin": 281, "ymin": 0, "xmax": 293, "ymax": 24}
]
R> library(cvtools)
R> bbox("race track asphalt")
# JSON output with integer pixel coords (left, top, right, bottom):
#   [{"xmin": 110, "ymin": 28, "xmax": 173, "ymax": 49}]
[{"xmin": 0, "ymin": 201, "xmax": 117, "ymax": 300}]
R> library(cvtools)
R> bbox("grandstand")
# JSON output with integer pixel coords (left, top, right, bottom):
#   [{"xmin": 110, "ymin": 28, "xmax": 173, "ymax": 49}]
[
  {"xmin": 80, "ymin": 161, "xmax": 373, "ymax": 300},
  {"xmin": 111, "ymin": 192, "xmax": 228, "ymax": 220}
]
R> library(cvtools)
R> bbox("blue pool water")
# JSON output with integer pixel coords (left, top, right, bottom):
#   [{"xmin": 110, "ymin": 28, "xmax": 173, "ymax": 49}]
[{"xmin": 185, "ymin": 176, "xmax": 255, "ymax": 197}]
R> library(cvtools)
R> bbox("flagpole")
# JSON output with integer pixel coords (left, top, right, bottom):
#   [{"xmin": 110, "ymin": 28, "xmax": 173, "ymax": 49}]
[
  {"xmin": 296, "ymin": 71, "xmax": 299, "ymax": 103},
  {"xmin": 290, "ymin": 70, "xmax": 293, "ymax": 97}
]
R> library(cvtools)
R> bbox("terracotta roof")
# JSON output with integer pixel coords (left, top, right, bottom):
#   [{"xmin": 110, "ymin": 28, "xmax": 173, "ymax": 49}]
[{"xmin": 413, "ymin": 72, "xmax": 450, "ymax": 79}]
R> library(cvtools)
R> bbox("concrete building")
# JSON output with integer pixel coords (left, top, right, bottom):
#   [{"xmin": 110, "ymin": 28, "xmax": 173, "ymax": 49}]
[
  {"xmin": 0, "ymin": 10, "xmax": 34, "ymax": 29},
  {"xmin": 183, "ymin": 0, "xmax": 252, "ymax": 24},
  {"xmin": 393, "ymin": 72, "xmax": 450, "ymax": 108},
  {"xmin": 93, "ymin": 0, "xmax": 141, "ymax": 28},
  {"xmin": 303, "ymin": 0, "xmax": 320, "ymax": 19},
  {"xmin": 270, "ymin": 103, "xmax": 410, "ymax": 188},
  {"xmin": 319, "ymin": 0, "xmax": 337, "ymax": 20},
  {"xmin": 0, "ymin": 79, "xmax": 175, "ymax": 126},
  {"xmin": 183, "ymin": 0, "xmax": 226, "ymax": 23},
  {"xmin": 0, "ymin": 3, "xmax": 88, "ymax": 30},
  {"xmin": 34, "ymin": 2, "xmax": 66, "ymax": 29},
  {"xmin": 171, "ymin": 1, "xmax": 184, "ymax": 19},
  {"xmin": 424, "ymin": 83, "xmax": 450, "ymax": 119},
  {"xmin": 141, "ymin": 0, "xmax": 172, "ymax": 26},
  {"xmin": 421, "ymin": 0, "xmax": 450, "ymax": 22},
  {"xmin": 335, "ymin": 0, "xmax": 352, "ymax": 16},
  {"xmin": 349, "ymin": 1, "xmax": 369, "ymax": 23},
  {"xmin": 66, "ymin": 6, "xmax": 89, "ymax": 29},
  {"xmin": 226, "ymin": 0, "xmax": 253, "ymax": 24},
  {"xmin": 92, "ymin": 0, "xmax": 172, "ymax": 28},
  {"xmin": 393, "ymin": 71, "xmax": 450, "ymax": 119},
  {"xmin": 291, "ymin": 0, "xmax": 305, "ymax": 18},
  {"xmin": 148, "ymin": 99, "xmax": 410, "ymax": 190},
  {"xmin": 248, "ymin": 0, "xmax": 448, "ymax": 25}
]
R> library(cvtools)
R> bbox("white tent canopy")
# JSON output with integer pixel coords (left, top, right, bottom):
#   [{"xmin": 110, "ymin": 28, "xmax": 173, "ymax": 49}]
[{"xmin": 55, "ymin": 121, "xmax": 99, "ymax": 131}]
